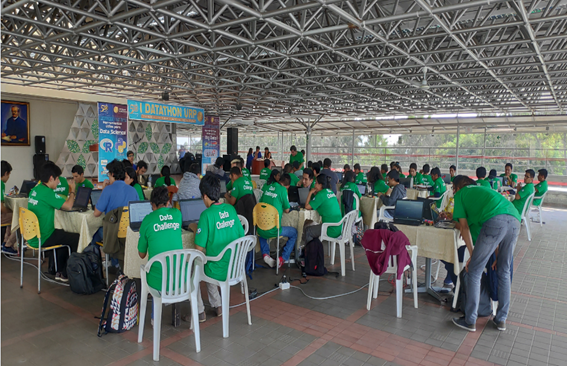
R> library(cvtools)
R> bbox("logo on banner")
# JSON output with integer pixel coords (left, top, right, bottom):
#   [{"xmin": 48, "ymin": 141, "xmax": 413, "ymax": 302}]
[
  {"xmin": 129, "ymin": 103, "xmax": 138, "ymax": 113},
  {"xmin": 100, "ymin": 138, "xmax": 113, "ymax": 152},
  {"xmin": 100, "ymin": 104, "xmax": 108, "ymax": 113},
  {"xmin": 117, "ymin": 137, "xmax": 126, "ymax": 153}
]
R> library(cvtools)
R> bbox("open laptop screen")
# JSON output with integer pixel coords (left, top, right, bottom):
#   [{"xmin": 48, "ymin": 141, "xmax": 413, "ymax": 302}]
[
  {"xmin": 179, "ymin": 199, "xmax": 207, "ymax": 225},
  {"xmin": 298, "ymin": 187, "xmax": 310, "ymax": 206},
  {"xmin": 91, "ymin": 189, "xmax": 102, "ymax": 207},
  {"xmin": 129, "ymin": 201, "xmax": 153, "ymax": 227},
  {"xmin": 394, "ymin": 200, "xmax": 424, "ymax": 221},
  {"xmin": 74, "ymin": 187, "xmax": 92, "ymax": 208},
  {"xmin": 220, "ymin": 180, "xmax": 227, "ymax": 194},
  {"xmin": 20, "ymin": 180, "xmax": 36, "ymax": 195},
  {"xmin": 288, "ymin": 186, "xmax": 300, "ymax": 203},
  {"xmin": 357, "ymin": 184, "xmax": 366, "ymax": 195}
]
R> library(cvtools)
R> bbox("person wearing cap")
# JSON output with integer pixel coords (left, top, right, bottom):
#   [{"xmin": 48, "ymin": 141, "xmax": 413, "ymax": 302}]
[{"xmin": 376, "ymin": 170, "xmax": 406, "ymax": 219}]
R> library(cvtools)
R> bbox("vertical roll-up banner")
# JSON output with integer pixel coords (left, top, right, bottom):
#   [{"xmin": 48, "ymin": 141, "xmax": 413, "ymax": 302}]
[
  {"xmin": 98, "ymin": 103, "xmax": 128, "ymax": 182},
  {"xmin": 201, "ymin": 116, "xmax": 220, "ymax": 175}
]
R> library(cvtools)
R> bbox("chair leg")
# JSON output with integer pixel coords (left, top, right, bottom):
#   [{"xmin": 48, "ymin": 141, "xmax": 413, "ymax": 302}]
[
  {"xmin": 350, "ymin": 241, "xmax": 355, "ymax": 271},
  {"xmin": 276, "ymin": 237, "xmax": 280, "ymax": 275},
  {"xmin": 190, "ymin": 292, "xmax": 201, "ymax": 353},
  {"xmin": 152, "ymin": 297, "xmax": 163, "ymax": 361},
  {"xmin": 20, "ymin": 243, "xmax": 24, "ymax": 288},
  {"xmin": 105, "ymin": 254, "xmax": 109, "ymax": 287},
  {"xmin": 412, "ymin": 268, "xmax": 418, "ymax": 309},
  {"xmin": 373, "ymin": 274, "xmax": 379, "ymax": 299},
  {"xmin": 38, "ymin": 249, "xmax": 42, "ymax": 294},
  {"xmin": 366, "ymin": 271, "xmax": 374, "ymax": 310},
  {"xmin": 396, "ymin": 277, "xmax": 403, "ymax": 318},
  {"xmin": 339, "ymin": 242, "xmax": 346, "ymax": 277},
  {"xmin": 525, "ymin": 217, "xmax": 531, "ymax": 241},
  {"xmin": 452, "ymin": 277, "xmax": 461, "ymax": 310},
  {"xmin": 539, "ymin": 207, "xmax": 543, "ymax": 227},
  {"xmin": 243, "ymin": 278, "xmax": 252, "ymax": 326},
  {"xmin": 330, "ymin": 242, "xmax": 336, "ymax": 265},
  {"xmin": 138, "ymin": 286, "xmax": 148, "ymax": 343},
  {"xmin": 221, "ymin": 284, "xmax": 230, "ymax": 338}
]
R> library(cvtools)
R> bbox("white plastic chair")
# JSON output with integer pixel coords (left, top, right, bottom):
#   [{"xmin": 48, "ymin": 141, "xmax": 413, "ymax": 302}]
[
  {"xmin": 519, "ymin": 193, "xmax": 536, "ymax": 241},
  {"xmin": 238, "ymin": 215, "xmax": 249, "ymax": 234},
  {"xmin": 377, "ymin": 196, "xmax": 407, "ymax": 223},
  {"xmin": 438, "ymin": 190, "xmax": 451, "ymax": 211},
  {"xmin": 138, "ymin": 249, "xmax": 206, "ymax": 361},
  {"xmin": 199, "ymin": 235, "xmax": 257, "ymax": 338},
  {"xmin": 322, "ymin": 211, "xmax": 358, "ymax": 276},
  {"xmin": 366, "ymin": 243, "xmax": 418, "ymax": 318},
  {"xmin": 530, "ymin": 192, "xmax": 547, "ymax": 227}
]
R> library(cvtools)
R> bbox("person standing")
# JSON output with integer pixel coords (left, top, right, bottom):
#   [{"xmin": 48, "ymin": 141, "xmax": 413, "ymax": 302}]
[
  {"xmin": 320, "ymin": 158, "xmax": 339, "ymax": 194},
  {"xmin": 246, "ymin": 148, "xmax": 254, "ymax": 171},
  {"xmin": 451, "ymin": 176, "xmax": 521, "ymax": 332},
  {"xmin": 289, "ymin": 145, "xmax": 304, "ymax": 170},
  {"xmin": 254, "ymin": 146, "xmax": 262, "ymax": 160}
]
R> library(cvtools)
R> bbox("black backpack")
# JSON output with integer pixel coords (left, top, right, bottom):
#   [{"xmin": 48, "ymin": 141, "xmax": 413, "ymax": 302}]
[
  {"xmin": 66, "ymin": 246, "xmax": 105, "ymax": 295},
  {"xmin": 455, "ymin": 269, "xmax": 493, "ymax": 317},
  {"xmin": 303, "ymin": 238, "xmax": 327, "ymax": 276}
]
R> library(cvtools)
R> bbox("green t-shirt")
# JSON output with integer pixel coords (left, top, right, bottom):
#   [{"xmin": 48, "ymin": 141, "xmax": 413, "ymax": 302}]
[
  {"xmin": 290, "ymin": 152, "xmax": 304, "ymax": 169},
  {"xmin": 399, "ymin": 173, "xmax": 406, "ymax": 179},
  {"xmin": 453, "ymin": 185, "xmax": 521, "ymax": 244},
  {"xmin": 430, "ymin": 177, "xmax": 447, "ymax": 208},
  {"xmin": 533, "ymin": 181, "xmax": 548, "ymax": 206},
  {"xmin": 289, "ymin": 173, "xmax": 300, "ymax": 187},
  {"xmin": 195, "ymin": 203, "xmax": 244, "ymax": 281},
  {"xmin": 340, "ymin": 182, "xmax": 361, "ymax": 217},
  {"xmin": 241, "ymin": 168, "xmax": 251, "ymax": 180},
  {"xmin": 1, "ymin": 180, "xmax": 5, "ymax": 202},
  {"xmin": 154, "ymin": 176, "xmax": 177, "ymax": 188},
  {"xmin": 373, "ymin": 179, "xmax": 389, "ymax": 194},
  {"xmin": 412, "ymin": 173, "xmax": 423, "ymax": 185},
  {"xmin": 54, "ymin": 177, "xmax": 69, "ymax": 197},
  {"xmin": 260, "ymin": 168, "xmax": 272, "ymax": 180},
  {"xmin": 258, "ymin": 182, "xmax": 290, "ymax": 239},
  {"xmin": 133, "ymin": 183, "xmax": 145, "ymax": 200},
  {"xmin": 27, "ymin": 184, "xmax": 66, "ymax": 248},
  {"xmin": 500, "ymin": 173, "xmax": 518, "ymax": 187},
  {"xmin": 450, "ymin": 176, "xmax": 455, "ymax": 183},
  {"xmin": 422, "ymin": 174, "xmax": 435, "ymax": 186},
  {"xmin": 226, "ymin": 180, "xmax": 233, "ymax": 192},
  {"xmin": 231, "ymin": 176, "xmax": 254, "ymax": 201},
  {"xmin": 310, "ymin": 189, "xmax": 342, "ymax": 238},
  {"xmin": 513, "ymin": 183, "xmax": 534, "ymax": 215},
  {"xmin": 75, "ymin": 178, "xmax": 94, "ymax": 193},
  {"xmin": 355, "ymin": 172, "xmax": 367, "ymax": 185},
  {"xmin": 137, "ymin": 207, "xmax": 183, "ymax": 291},
  {"xmin": 476, "ymin": 178, "xmax": 491, "ymax": 189}
]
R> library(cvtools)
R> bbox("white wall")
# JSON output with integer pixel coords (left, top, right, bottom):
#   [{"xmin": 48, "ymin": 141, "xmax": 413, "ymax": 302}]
[{"xmin": 1, "ymin": 93, "xmax": 78, "ymax": 189}]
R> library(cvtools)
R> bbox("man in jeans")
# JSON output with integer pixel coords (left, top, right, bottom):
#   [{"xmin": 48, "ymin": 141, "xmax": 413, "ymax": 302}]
[{"xmin": 450, "ymin": 175, "xmax": 521, "ymax": 332}]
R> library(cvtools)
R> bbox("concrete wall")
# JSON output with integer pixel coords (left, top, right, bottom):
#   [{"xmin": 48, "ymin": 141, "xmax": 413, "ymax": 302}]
[{"xmin": 1, "ymin": 93, "xmax": 78, "ymax": 189}]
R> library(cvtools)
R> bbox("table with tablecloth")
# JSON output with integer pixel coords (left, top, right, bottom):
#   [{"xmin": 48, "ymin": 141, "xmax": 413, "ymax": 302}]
[
  {"xmin": 4, "ymin": 196, "xmax": 29, "ymax": 231},
  {"xmin": 406, "ymin": 188, "xmax": 429, "ymax": 200},
  {"xmin": 143, "ymin": 188, "xmax": 153, "ymax": 199},
  {"xmin": 54, "ymin": 210, "xmax": 103, "ymax": 252}
]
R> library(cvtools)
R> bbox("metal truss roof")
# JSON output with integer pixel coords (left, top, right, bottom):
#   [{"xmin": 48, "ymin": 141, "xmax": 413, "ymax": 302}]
[{"xmin": 2, "ymin": 0, "xmax": 567, "ymax": 133}]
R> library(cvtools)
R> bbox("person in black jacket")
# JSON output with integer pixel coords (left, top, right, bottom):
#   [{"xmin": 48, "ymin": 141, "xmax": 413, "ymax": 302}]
[{"xmin": 377, "ymin": 170, "xmax": 407, "ymax": 219}]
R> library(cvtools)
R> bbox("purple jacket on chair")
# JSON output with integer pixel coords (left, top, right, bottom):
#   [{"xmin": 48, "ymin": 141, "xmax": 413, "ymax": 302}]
[{"xmin": 361, "ymin": 229, "xmax": 412, "ymax": 279}]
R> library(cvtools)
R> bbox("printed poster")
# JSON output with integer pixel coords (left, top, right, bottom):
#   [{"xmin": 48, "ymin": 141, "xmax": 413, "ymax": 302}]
[
  {"xmin": 202, "ymin": 115, "xmax": 220, "ymax": 175},
  {"xmin": 127, "ymin": 100, "xmax": 204, "ymax": 125},
  {"xmin": 98, "ymin": 103, "xmax": 128, "ymax": 182}
]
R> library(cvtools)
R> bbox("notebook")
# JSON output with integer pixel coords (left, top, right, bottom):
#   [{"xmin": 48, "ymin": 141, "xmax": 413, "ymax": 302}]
[
  {"xmin": 357, "ymin": 184, "xmax": 367, "ymax": 195},
  {"xmin": 61, "ymin": 187, "xmax": 92, "ymax": 212},
  {"xmin": 298, "ymin": 187, "xmax": 310, "ymax": 207},
  {"xmin": 128, "ymin": 201, "xmax": 153, "ymax": 232},
  {"xmin": 179, "ymin": 199, "xmax": 207, "ymax": 229},
  {"xmin": 13, "ymin": 180, "xmax": 36, "ymax": 197},
  {"xmin": 288, "ymin": 186, "xmax": 300, "ymax": 205},
  {"xmin": 393, "ymin": 200, "xmax": 424, "ymax": 226}
]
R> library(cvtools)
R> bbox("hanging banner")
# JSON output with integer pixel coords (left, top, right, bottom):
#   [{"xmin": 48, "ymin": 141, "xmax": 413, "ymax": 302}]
[
  {"xmin": 201, "ymin": 115, "xmax": 220, "ymax": 175},
  {"xmin": 98, "ymin": 103, "xmax": 128, "ymax": 181},
  {"xmin": 127, "ymin": 100, "xmax": 205, "ymax": 125}
]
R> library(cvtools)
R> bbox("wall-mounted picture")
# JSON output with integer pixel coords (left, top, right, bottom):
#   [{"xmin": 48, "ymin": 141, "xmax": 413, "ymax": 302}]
[{"xmin": 1, "ymin": 100, "xmax": 30, "ymax": 146}]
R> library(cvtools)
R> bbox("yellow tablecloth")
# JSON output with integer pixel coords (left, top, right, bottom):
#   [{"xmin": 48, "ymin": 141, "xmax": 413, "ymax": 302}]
[
  {"xmin": 143, "ymin": 188, "xmax": 153, "ymax": 199},
  {"xmin": 54, "ymin": 210, "xmax": 103, "ymax": 252},
  {"xmin": 406, "ymin": 188, "xmax": 429, "ymax": 200},
  {"xmin": 123, "ymin": 226, "xmax": 196, "ymax": 278},
  {"xmin": 4, "ymin": 196, "xmax": 29, "ymax": 230},
  {"xmin": 395, "ymin": 224, "xmax": 465, "ymax": 275},
  {"xmin": 359, "ymin": 196, "xmax": 379, "ymax": 229}
]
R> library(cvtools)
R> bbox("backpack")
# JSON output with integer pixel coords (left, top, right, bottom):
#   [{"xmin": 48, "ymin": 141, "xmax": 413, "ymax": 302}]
[
  {"xmin": 66, "ymin": 250, "xmax": 105, "ymax": 295},
  {"xmin": 455, "ymin": 269, "xmax": 493, "ymax": 318},
  {"xmin": 97, "ymin": 274, "xmax": 138, "ymax": 336},
  {"xmin": 302, "ymin": 238, "xmax": 327, "ymax": 276}
]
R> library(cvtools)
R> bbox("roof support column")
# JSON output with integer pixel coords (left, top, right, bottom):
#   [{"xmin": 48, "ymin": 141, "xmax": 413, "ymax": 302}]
[
  {"xmin": 456, "ymin": 123, "xmax": 460, "ymax": 172},
  {"xmin": 351, "ymin": 129, "xmax": 355, "ymax": 168},
  {"xmin": 482, "ymin": 128, "xmax": 487, "ymax": 167},
  {"xmin": 306, "ymin": 123, "xmax": 312, "ymax": 163}
]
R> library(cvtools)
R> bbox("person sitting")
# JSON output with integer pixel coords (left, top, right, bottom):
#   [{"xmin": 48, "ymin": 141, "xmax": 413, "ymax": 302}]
[
  {"xmin": 264, "ymin": 147, "xmax": 272, "ymax": 160},
  {"xmin": 380, "ymin": 164, "xmax": 388, "ymax": 176},
  {"xmin": 343, "ymin": 164, "xmax": 351, "ymax": 173},
  {"xmin": 225, "ymin": 167, "xmax": 254, "ymax": 206},
  {"xmin": 320, "ymin": 158, "xmax": 339, "ymax": 194},
  {"xmin": 226, "ymin": 159, "xmax": 242, "ymax": 192},
  {"xmin": 371, "ymin": 169, "xmax": 389, "ymax": 195},
  {"xmin": 137, "ymin": 186, "xmax": 183, "ymax": 292},
  {"xmin": 311, "ymin": 162, "xmax": 321, "ymax": 178},
  {"xmin": 174, "ymin": 162, "xmax": 201, "ymax": 201},
  {"xmin": 339, "ymin": 171, "xmax": 361, "ymax": 217},
  {"xmin": 500, "ymin": 163, "xmax": 518, "ymax": 188},
  {"xmin": 307, "ymin": 161, "xmax": 313, "ymax": 169},
  {"xmin": 353, "ymin": 163, "xmax": 367, "ymax": 185},
  {"xmin": 449, "ymin": 165, "xmax": 457, "ymax": 182},
  {"xmin": 377, "ymin": 170, "xmax": 407, "ymax": 219},
  {"xmin": 428, "ymin": 167, "xmax": 447, "ymax": 208},
  {"xmin": 300, "ymin": 168, "xmax": 315, "ymax": 189},
  {"xmin": 193, "ymin": 173, "xmax": 244, "ymax": 322},
  {"xmin": 127, "ymin": 151, "xmax": 137, "ymax": 170},
  {"xmin": 283, "ymin": 163, "xmax": 300, "ymax": 187},
  {"xmin": 136, "ymin": 160, "xmax": 148, "ymax": 185},
  {"xmin": 488, "ymin": 169, "xmax": 500, "ymax": 191},
  {"xmin": 258, "ymin": 171, "xmax": 298, "ymax": 269},
  {"xmin": 533, "ymin": 169, "xmax": 548, "ymax": 206},
  {"xmin": 366, "ymin": 166, "xmax": 380, "ymax": 188},
  {"xmin": 53, "ymin": 169, "xmax": 70, "ymax": 198},
  {"xmin": 421, "ymin": 164, "xmax": 434, "ymax": 186},
  {"xmin": 239, "ymin": 157, "xmax": 251, "ymax": 180},
  {"xmin": 71, "ymin": 165, "xmax": 94, "ymax": 192},
  {"xmin": 28, "ymin": 162, "xmax": 79, "ymax": 282},
  {"xmin": 125, "ymin": 166, "xmax": 145, "ymax": 200},
  {"xmin": 476, "ymin": 167, "xmax": 491, "ymax": 189},
  {"xmin": 408, "ymin": 163, "xmax": 422, "ymax": 185},
  {"xmin": 206, "ymin": 157, "xmax": 228, "ymax": 183},
  {"xmin": 394, "ymin": 163, "xmax": 405, "ymax": 178},
  {"xmin": 122, "ymin": 159, "xmax": 133, "ymax": 168},
  {"xmin": 304, "ymin": 175, "xmax": 343, "ymax": 244},
  {"xmin": 289, "ymin": 145, "xmax": 304, "ymax": 169},
  {"xmin": 1, "ymin": 160, "xmax": 17, "ymax": 253},
  {"xmin": 154, "ymin": 165, "xmax": 177, "ymax": 188},
  {"xmin": 254, "ymin": 146, "xmax": 262, "ymax": 160},
  {"xmin": 512, "ymin": 169, "xmax": 535, "ymax": 215},
  {"xmin": 292, "ymin": 161, "xmax": 303, "ymax": 178},
  {"xmin": 259, "ymin": 159, "xmax": 272, "ymax": 180}
]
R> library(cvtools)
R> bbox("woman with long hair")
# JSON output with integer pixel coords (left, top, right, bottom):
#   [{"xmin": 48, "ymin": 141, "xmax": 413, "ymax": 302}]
[
  {"xmin": 304, "ymin": 174, "xmax": 343, "ymax": 243},
  {"xmin": 246, "ymin": 148, "xmax": 254, "ymax": 170},
  {"xmin": 154, "ymin": 165, "xmax": 177, "ymax": 188},
  {"xmin": 125, "ymin": 166, "xmax": 145, "ymax": 200}
]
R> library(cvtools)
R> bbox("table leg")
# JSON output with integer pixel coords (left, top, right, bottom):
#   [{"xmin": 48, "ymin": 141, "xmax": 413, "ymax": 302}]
[
  {"xmin": 172, "ymin": 304, "xmax": 180, "ymax": 327},
  {"xmin": 425, "ymin": 258, "xmax": 451, "ymax": 303}
]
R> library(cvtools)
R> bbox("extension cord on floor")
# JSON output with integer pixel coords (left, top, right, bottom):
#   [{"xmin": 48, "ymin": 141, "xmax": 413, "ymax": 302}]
[{"xmin": 279, "ymin": 282, "xmax": 290, "ymax": 290}]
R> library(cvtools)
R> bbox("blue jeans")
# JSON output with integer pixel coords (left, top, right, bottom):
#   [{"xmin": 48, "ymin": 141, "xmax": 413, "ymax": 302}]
[
  {"xmin": 259, "ymin": 226, "xmax": 297, "ymax": 261},
  {"xmin": 464, "ymin": 214, "xmax": 520, "ymax": 325},
  {"xmin": 442, "ymin": 246, "xmax": 466, "ymax": 284}
]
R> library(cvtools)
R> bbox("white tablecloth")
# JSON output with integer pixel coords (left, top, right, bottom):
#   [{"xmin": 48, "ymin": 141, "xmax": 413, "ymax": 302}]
[
  {"xmin": 54, "ymin": 210, "xmax": 103, "ymax": 252},
  {"xmin": 4, "ymin": 196, "xmax": 29, "ymax": 230},
  {"xmin": 406, "ymin": 188, "xmax": 429, "ymax": 200}
]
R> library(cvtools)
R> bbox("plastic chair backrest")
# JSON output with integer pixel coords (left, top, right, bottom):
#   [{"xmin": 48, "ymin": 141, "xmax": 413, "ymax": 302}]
[
  {"xmin": 219, "ymin": 236, "xmax": 256, "ymax": 285},
  {"xmin": 341, "ymin": 211, "xmax": 358, "ymax": 239},
  {"xmin": 238, "ymin": 215, "xmax": 249, "ymax": 235},
  {"xmin": 252, "ymin": 181, "xmax": 257, "ymax": 189},
  {"xmin": 18, "ymin": 207, "xmax": 40, "ymax": 241},
  {"xmin": 439, "ymin": 190, "xmax": 451, "ymax": 211},
  {"xmin": 118, "ymin": 206, "xmax": 129, "ymax": 239},
  {"xmin": 142, "ymin": 249, "xmax": 206, "ymax": 302},
  {"xmin": 533, "ymin": 192, "xmax": 546, "ymax": 206},
  {"xmin": 253, "ymin": 203, "xmax": 279, "ymax": 232},
  {"xmin": 521, "ymin": 193, "xmax": 536, "ymax": 217}
]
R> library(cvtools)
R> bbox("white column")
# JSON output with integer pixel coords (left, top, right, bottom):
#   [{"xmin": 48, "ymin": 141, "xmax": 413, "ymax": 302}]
[
  {"xmin": 456, "ymin": 123, "xmax": 460, "ymax": 171},
  {"xmin": 306, "ymin": 123, "xmax": 312, "ymax": 163},
  {"xmin": 351, "ymin": 128, "xmax": 355, "ymax": 167}
]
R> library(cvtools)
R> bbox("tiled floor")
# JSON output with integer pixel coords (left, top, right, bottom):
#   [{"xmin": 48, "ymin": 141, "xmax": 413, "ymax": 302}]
[{"xmin": 2, "ymin": 205, "xmax": 567, "ymax": 366}]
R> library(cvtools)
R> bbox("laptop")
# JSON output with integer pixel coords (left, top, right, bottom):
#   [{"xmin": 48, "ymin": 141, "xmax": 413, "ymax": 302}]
[
  {"xmin": 220, "ymin": 180, "xmax": 227, "ymax": 194},
  {"xmin": 90, "ymin": 189, "xmax": 102, "ymax": 210},
  {"xmin": 13, "ymin": 180, "xmax": 36, "ymax": 197},
  {"xmin": 336, "ymin": 172, "xmax": 343, "ymax": 184},
  {"xmin": 416, "ymin": 197, "xmax": 437, "ymax": 221},
  {"xmin": 61, "ymin": 187, "xmax": 92, "ymax": 212},
  {"xmin": 441, "ymin": 174, "xmax": 452, "ymax": 184},
  {"xmin": 128, "ymin": 201, "xmax": 153, "ymax": 232},
  {"xmin": 357, "ymin": 184, "xmax": 367, "ymax": 195},
  {"xmin": 149, "ymin": 174, "xmax": 160, "ymax": 186},
  {"xmin": 399, "ymin": 177, "xmax": 412, "ymax": 188},
  {"xmin": 489, "ymin": 177, "xmax": 503, "ymax": 187},
  {"xmin": 393, "ymin": 200, "xmax": 424, "ymax": 226},
  {"xmin": 179, "ymin": 199, "xmax": 207, "ymax": 229},
  {"xmin": 288, "ymin": 186, "xmax": 300, "ymax": 205},
  {"xmin": 298, "ymin": 187, "xmax": 310, "ymax": 207}
]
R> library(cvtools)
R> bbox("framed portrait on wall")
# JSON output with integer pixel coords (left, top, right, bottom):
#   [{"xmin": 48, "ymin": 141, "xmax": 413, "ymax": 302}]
[{"xmin": 1, "ymin": 100, "xmax": 30, "ymax": 146}]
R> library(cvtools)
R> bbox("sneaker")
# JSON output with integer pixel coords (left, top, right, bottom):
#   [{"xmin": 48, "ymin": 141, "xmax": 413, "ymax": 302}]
[
  {"xmin": 1, "ymin": 245, "xmax": 17, "ymax": 255},
  {"xmin": 492, "ymin": 319, "xmax": 506, "ymax": 331},
  {"xmin": 277, "ymin": 256, "xmax": 284, "ymax": 269},
  {"xmin": 55, "ymin": 272, "xmax": 62, "ymax": 281},
  {"xmin": 55, "ymin": 273, "xmax": 69, "ymax": 282},
  {"xmin": 215, "ymin": 307, "xmax": 222, "ymax": 317},
  {"xmin": 452, "ymin": 317, "xmax": 476, "ymax": 332},
  {"xmin": 199, "ymin": 312, "xmax": 206, "ymax": 323},
  {"xmin": 263, "ymin": 255, "xmax": 275, "ymax": 268},
  {"xmin": 443, "ymin": 281, "xmax": 454, "ymax": 288}
]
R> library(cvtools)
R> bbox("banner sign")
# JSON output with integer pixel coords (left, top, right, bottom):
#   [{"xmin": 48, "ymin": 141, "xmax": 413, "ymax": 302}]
[
  {"xmin": 201, "ymin": 115, "xmax": 220, "ymax": 175},
  {"xmin": 127, "ymin": 100, "xmax": 205, "ymax": 125},
  {"xmin": 98, "ymin": 103, "xmax": 128, "ymax": 181}
]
